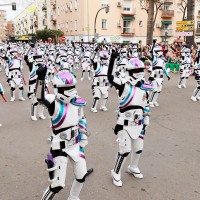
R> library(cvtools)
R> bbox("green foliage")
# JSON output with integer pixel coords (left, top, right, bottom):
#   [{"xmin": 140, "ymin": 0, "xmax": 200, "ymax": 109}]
[{"xmin": 36, "ymin": 29, "xmax": 64, "ymax": 40}]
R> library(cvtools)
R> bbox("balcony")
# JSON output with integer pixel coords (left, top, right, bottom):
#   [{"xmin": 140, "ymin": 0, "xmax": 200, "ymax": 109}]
[
  {"xmin": 51, "ymin": 0, "xmax": 56, "ymax": 9},
  {"xmin": 161, "ymin": 10, "xmax": 174, "ymax": 18},
  {"xmin": 121, "ymin": 7, "xmax": 136, "ymax": 16},
  {"xmin": 161, "ymin": 29, "xmax": 173, "ymax": 37},
  {"xmin": 121, "ymin": 28, "xmax": 135, "ymax": 36},
  {"xmin": 196, "ymin": 28, "xmax": 200, "ymax": 36},
  {"xmin": 197, "ymin": 10, "xmax": 200, "ymax": 18}
]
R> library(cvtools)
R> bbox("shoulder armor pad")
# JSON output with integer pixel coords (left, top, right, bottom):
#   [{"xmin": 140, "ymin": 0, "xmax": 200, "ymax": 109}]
[
  {"xmin": 140, "ymin": 83, "xmax": 154, "ymax": 91},
  {"xmin": 71, "ymin": 97, "xmax": 86, "ymax": 106}
]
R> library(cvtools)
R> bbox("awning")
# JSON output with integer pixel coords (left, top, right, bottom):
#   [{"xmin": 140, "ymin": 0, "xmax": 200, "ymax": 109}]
[
  {"xmin": 122, "ymin": 16, "xmax": 135, "ymax": 20},
  {"xmin": 164, "ymin": 2, "xmax": 173, "ymax": 5},
  {"xmin": 162, "ymin": 21, "xmax": 172, "ymax": 25}
]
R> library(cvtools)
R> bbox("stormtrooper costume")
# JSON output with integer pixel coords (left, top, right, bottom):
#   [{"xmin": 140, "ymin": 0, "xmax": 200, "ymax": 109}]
[
  {"xmin": 24, "ymin": 46, "xmax": 46, "ymax": 121},
  {"xmin": 5, "ymin": 47, "xmax": 25, "ymax": 102},
  {"xmin": 191, "ymin": 63, "xmax": 200, "ymax": 101},
  {"xmin": 81, "ymin": 50, "xmax": 92, "ymax": 81},
  {"xmin": 178, "ymin": 47, "xmax": 192, "ymax": 89},
  {"xmin": 108, "ymin": 52, "xmax": 153, "ymax": 187},
  {"xmin": 90, "ymin": 48, "xmax": 110, "ymax": 112},
  {"xmin": 148, "ymin": 45, "xmax": 170, "ymax": 107},
  {"xmin": 0, "ymin": 43, "xmax": 6, "ymax": 72},
  {"xmin": 36, "ymin": 68, "xmax": 89, "ymax": 200},
  {"xmin": 0, "ymin": 81, "xmax": 4, "ymax": 126}
]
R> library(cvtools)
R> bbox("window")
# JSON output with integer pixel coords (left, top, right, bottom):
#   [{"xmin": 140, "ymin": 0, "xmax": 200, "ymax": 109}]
[
  {"xmin": 74, "ymin": 0, "xmax": 78, "ymax": 10},
  {"xmin": 139, "ymin": 20, "xmax": 142, "ymax": 27},
  {"xmin": 123, "ymin": 0, "xmax": 132, "ymax": 12},
  {"xmin": 102, "ymin": 19, "xmax": 107, "ymax": 29},
  {"xmin": 197, "ymin": 21, "xmax": 200, "ymax": 28},
  {"xmin": 101, "ymin": 0, "xmax": 108, "ymax": 7},
  {"xmin": 123, "ymin": 20, "xmax": 131, "ymax": 33},
  {"xmin": 57, "ymin": 7, "xmax": 60, "ymax": 15},
  {"xmin": 74, "ymin": 20, "xmax": 77, "ymax": 31},
  {"xmin": 70, "ymin": 21, "xmax": 73, "ymax": 31}
]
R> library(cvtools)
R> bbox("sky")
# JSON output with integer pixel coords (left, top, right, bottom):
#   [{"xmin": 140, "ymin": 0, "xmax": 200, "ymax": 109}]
[{"xmin": 0, "ymin": 0, "xmax": 34, "ymax": 21}]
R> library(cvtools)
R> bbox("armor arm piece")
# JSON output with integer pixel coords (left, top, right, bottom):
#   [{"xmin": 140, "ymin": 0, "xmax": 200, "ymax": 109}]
[
  {"xmin": 78, "ymin": 107, "xmax": 88, "ymax": 148},
  {"xmin": 0, "ymin": 82, "xmax": 4, "ymax": 94},
  {"xmin": 24, "ymin": 54, "xmax": 33, "ymax": 72}
]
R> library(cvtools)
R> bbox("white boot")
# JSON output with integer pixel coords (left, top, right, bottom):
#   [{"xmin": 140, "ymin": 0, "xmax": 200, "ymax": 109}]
[
  {"xmin": 68, "ymin": 179, "xmax": 83, "ymax": 200},
  {"xmin": 111, "ymin": 169, "xmax": 122, "ymax": 187},
  {"xmin": 177, "ymin": 84, "xmax": 182, "ymax": 89},
  {"xmin": 191, "ymin": 96, "xmax": 197, "ymax": 102},
  {"xmin": 31, "ymin": 116, "xmax": 37, "ymax": 121},
  {"xmin": 91, "ymin": 107, "xmax": 97, "ymax": 113},
  {"xmin": 154, "ymin": 101, "xmax": 159, "ymax": 107},
  {"xmin": 127, "ymin": 166, "xmax": 143, "ymax": 179},
  {"xmin": 19, "ymin": 96, "xmax": 25, "ymax": 101},
  {"xmin": 100, "ymin": 105, "xmax": 108, "ymax": 111},
  {"xmin": 149, "ymin": 102, "xmax": 154, "ymax": 107}
]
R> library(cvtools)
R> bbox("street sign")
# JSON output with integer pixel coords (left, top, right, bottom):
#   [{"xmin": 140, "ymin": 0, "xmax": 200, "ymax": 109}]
[
  {"xmin": 175, "ymin": 32, "xmax": 193, "ymax": 36},
  {"xmin": 176, "ymin": 26, "xmax": 194, "ymax": 31},
  {"xmin": 176, "ymin": 20, "xmax": 194, "ymax": 26}
]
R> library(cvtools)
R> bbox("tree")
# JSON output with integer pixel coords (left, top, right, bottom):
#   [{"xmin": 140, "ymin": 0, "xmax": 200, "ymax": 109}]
[
  {"xmin": 140, "ymin": 0, "xmax": 165, "ymax": 45},
  {"xmin": 186, "ymin": 0, "xmax": 195, "ymax": 46},
  {"xmin": 178, "ymin": 0, "xmax": 187, "ymax": 20},
  {"xmin": 36, "ymin": 29, "xmax": 64, "ymax": 41}
]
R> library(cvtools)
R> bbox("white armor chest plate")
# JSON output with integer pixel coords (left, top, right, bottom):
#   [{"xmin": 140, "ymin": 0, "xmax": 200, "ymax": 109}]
[
  {"xmin": 9, "ymin": 58, "xmax": 21, "ymax": 70},
  {"xmin": 51, "ymin": 100, "xmax": 80, "ymax": 130},
  {"xmin": 119, "ymin": 83, "xmax": 147, "ymax": 110}
]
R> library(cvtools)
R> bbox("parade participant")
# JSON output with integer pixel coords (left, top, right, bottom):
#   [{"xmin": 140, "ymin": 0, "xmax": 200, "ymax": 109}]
[
  {"xmin": 148, "ymin": 45, "xmax": 170, "ymax": 107},
  {"xmin": 0, "ymin": 81, "xmax": 5, "ymax": 126},
  {"xmin": 90, "ymin": 48, "xmax": 110, "ymax": 112},
  {"xmin": 36, "ymin": 67, "xmax": 90, "ymax": 200},
  {"xmin": 5, "ymin": 47, "xmax": 25, "ymax": 102},
  {"xmin": 108, "ymin": 51, "xmax": 153, "ymax": 187},
  {"xmin": 191, "ymin": 63, "xmax": 200, "ymax": 101},
  {"xmin": 24, "ymin": 46, "xmax": 46, "ymax": 121},
  {"xmin": 0, "ymin": 42, "xmax": 6, "ymax": 72},
  {"xmin": 178, "ymin": 47, "xmax": 192, "ymax": 89},
  {"xmin": 81, "ymin": 48, "xmax": 92, "ymax": 81}
]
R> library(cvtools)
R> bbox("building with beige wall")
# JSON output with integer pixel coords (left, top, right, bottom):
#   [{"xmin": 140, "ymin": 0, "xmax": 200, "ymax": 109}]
[
  {"xmin": 6, "ymin": 21, "xmax": 15, "ymax": 37},
  {"xmin": 12, "ymin": 0, "xmax": 200, "ymax": 44},
  {"xmin": 55, "ymin": 0, "xmax": 185, "ymax": 44},
  {"xmin": 0, "ymin": 9, "xmax": 6, "ymax": 41}
]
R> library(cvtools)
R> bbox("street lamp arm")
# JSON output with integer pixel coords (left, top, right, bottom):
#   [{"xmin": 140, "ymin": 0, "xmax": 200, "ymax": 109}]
[{"xmin": 94, "ymin": 6, "xmax": 109, "ymax": 38}]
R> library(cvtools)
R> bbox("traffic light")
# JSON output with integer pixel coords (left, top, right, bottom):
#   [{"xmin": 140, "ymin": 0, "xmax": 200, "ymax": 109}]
[
  {"xmin": 105, "ymin": 5, "xmax": 109, "ymax": 14},
  {"xmin": 12, "ymin": 2, "xmax": 16, "ymax": 11}
]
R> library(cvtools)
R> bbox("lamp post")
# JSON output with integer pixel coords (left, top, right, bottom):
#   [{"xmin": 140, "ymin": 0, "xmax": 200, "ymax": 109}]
[{"xmin": 94, "ymin": 5, "xmax": 109, "ymax": 40}]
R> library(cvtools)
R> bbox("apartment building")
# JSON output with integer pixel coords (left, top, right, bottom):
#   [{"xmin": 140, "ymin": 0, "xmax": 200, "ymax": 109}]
[
  {"xmin": 0, "ymin": 9, "xmax": 6, "ymax": 41},
  {"xmin": 6, "ymin": 21, "xmax": 15, "ymax": 37},
  {"xmin": 54, "ymin": 0, "xmax": 185, "ymax": 44},
  {"xmin": 14, "ymin": 0, "xmax": 55, "ymax": 36},
  {"xmin": 13, "ymin": 0, "xmax": 198, "ymax": 44}
]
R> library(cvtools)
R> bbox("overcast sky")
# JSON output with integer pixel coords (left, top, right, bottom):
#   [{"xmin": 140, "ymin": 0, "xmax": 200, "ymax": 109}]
[{"xmin": 0, "ymin": 0, "xmax": 34, "ymax": 21}]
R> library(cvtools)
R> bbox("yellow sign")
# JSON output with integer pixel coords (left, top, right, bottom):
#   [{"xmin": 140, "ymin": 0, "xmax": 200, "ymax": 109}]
[
  {"xmin": 15, "ymin": 36, "xmax": 32, "ymax": 41},
  {"xmin": 176, "ymin": 20, "xmax": 194, "ymax": 26},
  {"xmin": 176, "ymin": 26, "xmax": 194, "ymax": 31}
]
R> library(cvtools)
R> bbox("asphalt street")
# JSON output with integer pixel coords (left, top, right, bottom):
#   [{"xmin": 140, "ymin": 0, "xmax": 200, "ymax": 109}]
[{"xmin": 0, "ymin": 65, "xmax": 200, "ymax": 200}]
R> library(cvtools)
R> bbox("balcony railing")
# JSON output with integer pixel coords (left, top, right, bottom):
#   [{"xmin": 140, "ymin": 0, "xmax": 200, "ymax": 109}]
[
  {"xmin": 121, "ymin": 28, "xmax": 135, "ymax": 36},
  {"xmin": 161, "ymin": 29, "xmax": 173, "ymax": 37},
  {"xmin": 161, "ymin": 10, "xmax": 174, "ymax": 18},
  {"xmin": 121, "ymin": 7, "xmax": 136, "ymax": 16},
  {"xmin": 51, "ymin": 15, "xmax": 56, "ymax": 21}
]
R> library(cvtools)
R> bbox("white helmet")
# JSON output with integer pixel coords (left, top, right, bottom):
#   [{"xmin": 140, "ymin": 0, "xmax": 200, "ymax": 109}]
[
  {"xmin": 128, "ymin": 44, "xmax": 138, "ymax": 58},
  {"xmin": 119, "ymin": 47, "xmax": 127, "ymax": 58},
  {"xmin": 99, "ymin": 50, "xmax": 109, "ymax": 65},
  {"xmin": 125, "ymin": 58, "xmax": 145, "ymax": 85},
  {"xmin": 153, "ymin": 45, "xmax": 163, "ymax": 57},
  {"xmin": 10, "ymin": 47, "xmax": 18, "ymax": 57},
  {"xmin": 33, "ymin": 50, "xmax": 43, "ymax": 64},
  {"xmin": 184, "ymin": 48, "xmax": 191, "ymax": 57},
  {"xmin": 53, "ymin": 71, "xmax": 77, "ymax": 104}
]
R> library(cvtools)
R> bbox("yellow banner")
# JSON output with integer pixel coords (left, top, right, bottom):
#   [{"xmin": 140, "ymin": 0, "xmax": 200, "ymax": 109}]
[{"xmin": 25, "ymin": 7, "xmax": 37, "ymax": 12}]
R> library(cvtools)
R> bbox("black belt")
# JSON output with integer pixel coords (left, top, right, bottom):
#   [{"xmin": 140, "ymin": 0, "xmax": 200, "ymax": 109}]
[
  {"xmin": 9, "ymin": 68, "xmax": 20, "ymax": 72},
  {"xmin": 120, "ymin": 106, "xmax": 144, "ymax": 113},
  {"xmin": 52, "ymin": 126, "xmax": 74, "ymax": 135},
  {"xmin": 153, "ymin": 66, "xmax": 162, "ymax": 70}
]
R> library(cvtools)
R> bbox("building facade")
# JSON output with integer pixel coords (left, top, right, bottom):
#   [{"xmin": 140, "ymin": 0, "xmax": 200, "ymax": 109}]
[
  {"xmin": 0, "ymin": 9, "xmax": 6, "ymax": 41},
  {"xmin": 12, "ymin": 0, "xmax": 199, "ymax": 44},
  {"xmin": 6, "ymin": 21, "xmax": 15, "ymax": 37}
]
